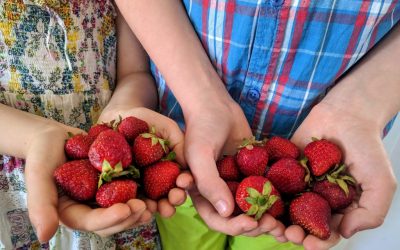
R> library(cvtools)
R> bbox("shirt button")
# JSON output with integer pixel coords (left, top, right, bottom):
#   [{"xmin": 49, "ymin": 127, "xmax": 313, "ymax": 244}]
[
  {"xmin": 246, "ymin": 88, "xmax": 260, "ymax": 104},
  {"xmin": 270, "ymin": 0, "xmax": 284, "ymax": 7}
]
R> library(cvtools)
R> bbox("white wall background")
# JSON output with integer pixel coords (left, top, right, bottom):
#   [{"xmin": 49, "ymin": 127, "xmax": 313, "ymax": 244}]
[{"xmin": 333, "ymin": 117, "xmax": 400, "ymax": 250}]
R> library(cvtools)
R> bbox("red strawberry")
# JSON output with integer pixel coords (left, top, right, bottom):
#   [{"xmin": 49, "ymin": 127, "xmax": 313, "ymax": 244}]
[
  {"xmin": 236, "ymin": 176, "xmax": 284, "ymax": 219},
  {"xmin": 143, "ymin": 160, "xmax": 180, "ymax": 200},
  {"xmin": 64, "ymin": 134, "xmax": 93, "ymax": 159},
  {"xmin": 117, "ymin": 116, "xmax": 149, "ymax": 142},
  {"xmin": 96, "ymin": 179, "xmax": 138, "ymax": 208},
  {"xmin": 313, "ymin": 180, "xmax": 356, "ymax": 210},
  {"xmin": 226, "ymin": 181, "xmax": 242, "ymax": 216},
  {"xmin": 132, "ymin": 127, "xmax": 168, "ymax": 167},
  {"xmin": 88, "ymin": 130, "xmax": 132, "ymax": 172},
  {"xmin": 265, "ymin": 158, "xmax": 310, "ymax": 194},
  {"xmin": 88, "ymin": 124, "xmax": 112, "ymax": 139},
  {"xmin": 54, "ymin": 160, "xmax": 98, "ymax": 201},
  {"xmin": 236, "ymin": 138, "xmax": 269, "ymax": 176},
  {"xmin": 265, "ymin": 136, "xmax": 300, "ymax": 162},
  {"xmin": 217, "ymin": 155, "xmax": 240, "ymax": 181},
  {"xmin": 313, "ymin": 164, "xmax": 356, "ymax": 210},
  {"xmin": 304, "ymin": 138, "xmax": 342, "ymax": 176},
  {"xmin": 290, "ymin": 192, "xmax": 331, "ymax": 240}
]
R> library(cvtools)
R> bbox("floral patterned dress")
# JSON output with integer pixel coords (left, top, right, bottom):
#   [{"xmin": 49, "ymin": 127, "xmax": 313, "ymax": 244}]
[{"xmin": 0, "ymin": 1, "xmax": 161, "ymax": 249}]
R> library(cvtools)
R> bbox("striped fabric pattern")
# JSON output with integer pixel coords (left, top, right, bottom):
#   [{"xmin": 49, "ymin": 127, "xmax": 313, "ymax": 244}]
[{"xmin": 150, "ymin": 0, "xmax": 400, "ymax": 138}]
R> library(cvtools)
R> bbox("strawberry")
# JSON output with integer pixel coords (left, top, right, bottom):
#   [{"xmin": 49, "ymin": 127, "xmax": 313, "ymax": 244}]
[
  {"xmin": 266, "ymin": 158, "xmax": 310, "ymax": 195},
  {"xmin": 64, "ymin": 134, "xmax": 93, "ymax": 159},
  {"xmin": 226, "ymin": 181, "xmax": 242, "ymax": 216},
  {"xmin": 132, "ymin": 127, "xmax": 168, "ymax": 167},
  {"xmin": 88, "ymin": 124, "xmax": 112, "ymax": 139},
  {"xmin": 304, "ymin": 138, "xmax": 342, "ymax": 176},
  {"xmin": 235, "ymin": 176, "xmax": 284, "ymax": 219},
  {"xmin": 264, "ymin": 136, "xmax": 300, "ymax": 162},
  {"xmin": 117, "ymin": 116, "xmax": 149, "ymax": 142},
  {"xmin": 143, "ymin": 160, "xmax": 180, "ymax": 200},
  {"xmin": 289, "ymin": 192, "xmax": 331, "ymax": 240},
  {"xmin": 313, "ymin": 164, "xmax": 356, "ymax": 210},
  {"xmin": 96, "ymin": 179, "xmax": 138, "ymax": 208},
  {"xmin": 54, "ymin": 159, "xmax": 98, "ymax": 201},
  {"xmin": 236, "ymin": 138, "xmax": 268, "ymax": 176},
  {"xmin": 88, "ymin": 130, "xmax": 132, "ymax": 172},
  {"xmin": 313, "ymin": 180, "xmax": 356, "ymax": 211},
  {"xmin": 217, "ymin": 155, "xmax": 240, "ymax": 181}
]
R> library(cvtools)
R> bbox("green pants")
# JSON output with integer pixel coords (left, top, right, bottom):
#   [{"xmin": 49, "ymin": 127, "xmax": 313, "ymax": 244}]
[{"xmin": 156, "ymin": 198, "xmax": 302, "ymax": 250}]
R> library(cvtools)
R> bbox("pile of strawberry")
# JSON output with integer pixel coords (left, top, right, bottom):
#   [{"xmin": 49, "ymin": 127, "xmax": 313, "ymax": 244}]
[
  {"xmin": 54, "ymin": 116, "xmax": 181, "ymax": 208},
  {"xmin": 217, "ymin": 136, "xmax": 357, "ymax": 240}
]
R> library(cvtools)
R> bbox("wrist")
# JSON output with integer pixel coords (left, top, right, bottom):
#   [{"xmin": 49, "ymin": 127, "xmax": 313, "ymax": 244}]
[{"xmin": 321, "ymin": 77, "xmax": 394, "ymax": 132}]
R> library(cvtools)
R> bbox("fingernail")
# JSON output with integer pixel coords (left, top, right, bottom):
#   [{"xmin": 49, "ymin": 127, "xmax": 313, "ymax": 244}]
[{"xmin": 215, "ymin": 200, "xmax": 228, "ymax": 215}]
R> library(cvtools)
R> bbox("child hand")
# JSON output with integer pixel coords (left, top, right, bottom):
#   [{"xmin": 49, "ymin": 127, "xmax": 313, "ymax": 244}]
[
  {"xmin": 285, "ymin": 102, "xmax": 396, "ymax": 250},
  {"xmin": 24, "ymin": 124, "xmax": 83, "ymax": 242},
  {"xmin": 98, "ymin": 107, "xmax": 194, "ymax": 217},
  {"xmin": 58, "ymin": 196, "xmax": 152, "ymax": 237}
]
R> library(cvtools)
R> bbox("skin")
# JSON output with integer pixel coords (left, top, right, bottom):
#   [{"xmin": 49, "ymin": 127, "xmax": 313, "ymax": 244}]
[
  {"xmin": 0, "ymin": 11, "xmax": 193, "ymax": 242},
  {"xmin": 115, "ymin": 1, "xmax": 400, "ymax": 249}
]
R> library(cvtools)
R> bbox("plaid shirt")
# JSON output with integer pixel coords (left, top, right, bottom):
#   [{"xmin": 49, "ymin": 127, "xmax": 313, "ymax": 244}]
[{"xmin": 151, "ymin": 0, "xmax": 400, "ymax": 138}]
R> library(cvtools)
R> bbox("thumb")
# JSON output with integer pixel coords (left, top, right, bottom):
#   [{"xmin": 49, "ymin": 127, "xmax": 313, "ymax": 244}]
[
  {"xmin": 25, "ymin": 162, "xmax": 59, "ymax": 242},
  {"xmin": 186, "ymin": 143, "xmax": 234, "ymax": 217}
]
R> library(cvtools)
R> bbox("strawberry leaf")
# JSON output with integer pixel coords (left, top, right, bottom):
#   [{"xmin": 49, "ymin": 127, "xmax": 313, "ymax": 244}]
[
  {"xmin": 268, "ymin": 195, "xmax": 279, "ymax": 207},
  {"xmin": 247, "ymin": 205, "xmax": 258, "ymax": 216},
  {"xmin": 101, "ymin": 160, "xmax": 113, "ymax": 173},
  {"xmin": 245, "ymin": 197, "xmax": 257, "ymax": 205},
  {"xmin": 247, "ymin": 187, "xmax": 261, "ymax": 198},
  {"xmin": 341, "ymin": 175, "xmax": 356, "ymax": 184},
  {"xmin": 337, "ymin": 178, "xmax": 349, "ymax": 196},
  {"xmin": 151, "ymin": 137, "xmax": 158, "ymax": 146},
  {"xmin": 262, "ymin": 181, "xmax": 272, "ymax": 196}
]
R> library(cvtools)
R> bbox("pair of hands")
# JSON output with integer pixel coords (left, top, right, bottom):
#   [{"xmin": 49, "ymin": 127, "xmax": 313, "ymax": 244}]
[
  {"xmin": 25, "ymin": 107, "xmax": 193, "ymax": 242},
  {"xmin": 183, "ymin": 99, "xmax": 396, "ymax": 250}
]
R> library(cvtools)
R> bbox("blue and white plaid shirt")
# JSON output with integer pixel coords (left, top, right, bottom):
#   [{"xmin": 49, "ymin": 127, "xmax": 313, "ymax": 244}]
[{"xmin": 151, "ymin": 0, "xmax": 400, "ymax": 138}]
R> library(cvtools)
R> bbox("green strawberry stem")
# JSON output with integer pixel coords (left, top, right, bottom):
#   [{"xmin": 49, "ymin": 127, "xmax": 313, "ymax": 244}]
[
  {"xmin": 245, "ymin": 182, "xmax": 280, "ymax": 220},
  {"xmin": 321, "ymin": 164, "xmax": 356, "ymax": 197},
  {"xmin": 98, "ymin": 160, "xmax": 140, "ymax": 188},
  {"xmin": 141, "ymin": 126, "xmax": 170, "ymax": 153},
  {"xmin": 299, "ymin": 157, "xmax": 311, "ymax": 183},
  {"xmin": 238, "ymin": 136, "xmax": 264, "ymax": 149}
]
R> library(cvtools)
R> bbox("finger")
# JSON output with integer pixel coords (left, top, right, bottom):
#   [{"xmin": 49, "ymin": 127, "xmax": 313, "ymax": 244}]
[
  {"xmin": 168, "ymin": 188, "xmax": 187, "ymax": 206},
  {"xmin": 94, "ymin": 200, "xmax": 148, "ymax": 237},
  {"xmin": 303, "ymin": 214, "xmax": 342, "ymax": 250},
  {"xmin": 186, "ymin": 144, "xmax": 234, "ymax": 217},
  {"xmin": 157, "ymin": 198, "xmax": 176, "ymax": 218},
  {"xmin": 58, "ymin": 197, "xmax": 145, "ymax": 231},
  {"xmin": 144, "ymin": 199, "xmax": 158, "ymax": 214},
  {"xmin": 190, "ymin": 189, "xmax": 258, "ymax": 235},
  {"xmin": 285, "ymin": 225, "xmax": 306, "ymax": 245},
  {"xmin": 340, "ymin": 172, "xmax": 396, "ymax": 238},
  {"xmin": 25, "ymin": 161, "xmax": 59, "ymax": 242},
  {"xmin": 242, "ymin": 214, "xmax": 281, "ymax": 237},
  {"xmin": 176, "ymin": 171, "xmax": 194, "ymax": 190}
]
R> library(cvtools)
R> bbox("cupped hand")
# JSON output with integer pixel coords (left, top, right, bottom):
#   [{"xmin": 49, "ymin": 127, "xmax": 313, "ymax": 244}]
[
  {"xmin": 183, "ymin": 100, "xmax": 285, "ymax": 237},
  {"xmin": 58, "ymin": 196, "xmax": 152, "ymax": 237},
  {"xmin": 98, "ymin": 106, "xmax": 194, "ymax": 217},
  {"xmin": 25, "ymin": 124, "xmax": 83, "ymax": 242},
  {"xmin": 285, "ymin": 102, "xmax": 397, "ymax": 250}
]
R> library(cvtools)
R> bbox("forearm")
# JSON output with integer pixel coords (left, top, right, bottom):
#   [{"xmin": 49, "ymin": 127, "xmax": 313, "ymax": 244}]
[
  {"xmin": 0, "ymin": 104, "xmax": 69, "ymax": 158},
  {"xmin": 322, "ymin": 24, "xmax": 400, "ymax": 131},
  {"xmin": 104, "ymin": 72, "xmax": 158, "ymax": 112},
  {"xmin": 114, "ymin": 0, "xmax": 233, "ymax": 113}
]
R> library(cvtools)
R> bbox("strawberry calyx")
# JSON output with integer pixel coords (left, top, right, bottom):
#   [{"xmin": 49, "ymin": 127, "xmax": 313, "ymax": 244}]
[
  {"xmin": 316, "ymin": 164, "xmax": 356, "ymax": 197},
  {"xmin": 141, "ymin": 126, "xmax": 170, "ymax": 153},
  {"xmin": 98, "ymin": 160, "xmax": 140, "ymax": 188},
  {"xmin": 162, "ymin": 151, "xmax": 177, "ymax": 162},
  {"xmin": 238, "ymin": 136, "xmax": 264, "ymax": 150},
  {"xmin": 245, "ymin": 181, "xmax": 280, "ymax": 220}
]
